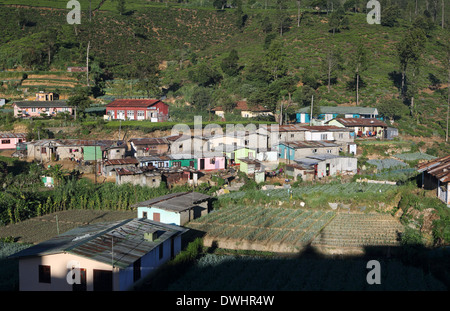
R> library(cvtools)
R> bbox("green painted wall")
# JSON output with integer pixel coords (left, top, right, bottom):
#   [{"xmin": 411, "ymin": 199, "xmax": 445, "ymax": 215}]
[{"xmin": 84, "ymin": 146, "xmax": 103, "ymax": 161}]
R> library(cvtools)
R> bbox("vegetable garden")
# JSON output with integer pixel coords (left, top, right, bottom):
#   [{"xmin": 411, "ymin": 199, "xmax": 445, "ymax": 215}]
[{"xmin": 188, "ymin": 205, "xmax": 337, "ymax": 252}]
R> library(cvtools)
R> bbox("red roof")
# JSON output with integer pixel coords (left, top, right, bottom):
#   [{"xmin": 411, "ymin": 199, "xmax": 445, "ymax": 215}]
[{"xmin": 106, "ymin": 99, "xmax": 165, "ymax": 108}]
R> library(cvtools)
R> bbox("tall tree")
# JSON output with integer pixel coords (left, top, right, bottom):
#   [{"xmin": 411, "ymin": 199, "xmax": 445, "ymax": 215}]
[
  {"xmin": 329, "ymin": 6, "xmax": 349, "ymax": 34},
  {"xmin": 322, "ymin": 45, "xmax": 343, "ymax": 93},
  {"xmin": 275, "ymin": 0, "xmax": 290, "ymax": 36},
  {"xmin": 351, "ymin": 42, "xmax": 369, "ymax": 105},
  {"xmin": 221, "ymin": 49, "xmax": 240, "ymax": 76},
  {"xmin": 396, "ymin": 28, "xmax": 426, "ymax": 98},
  {"xmin": 264, "ymin": 40, "xmax": 287, "ymax": 81}
]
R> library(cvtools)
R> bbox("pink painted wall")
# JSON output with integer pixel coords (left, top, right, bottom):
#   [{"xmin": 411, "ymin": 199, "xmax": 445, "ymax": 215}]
[
  {"xmin": 14, "ymin": 106, "xmax": 72, "ymax": 118},
  {"xmin": 198, "ymin": 156, "xmax": 226, "ymax": 171},
  {"xmin": 0, "ymin": 136, "xmax": 25, "ymax": 150}
]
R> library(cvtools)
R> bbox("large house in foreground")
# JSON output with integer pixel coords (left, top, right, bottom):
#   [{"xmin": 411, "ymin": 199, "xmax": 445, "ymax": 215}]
[
  {"xmin": 105, "ymin": 99, "xmax": 169, "ymax": 122},
  {"xmin": 9, "ymin": 218, "xmax": 187, "ymax": 291}
]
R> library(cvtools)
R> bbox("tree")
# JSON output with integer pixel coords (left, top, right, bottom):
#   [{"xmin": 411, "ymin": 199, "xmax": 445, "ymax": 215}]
[
  {"xmin": 396, "ymin": 28, "xmax": 426, "ymax": 98},
  {"xmin": 189, "ymin": 63, "xmax": 222, "ymax": 87},
  {"xmin": 191, "ymin": 86, "xmax": 213, "ymax": 111},
  {"xmin": 132, "ymin": 55, "xmax": 161, "ymax": 97},
  {"xmin": 275, "ymin": 0, "xmax": 291, "ymax": 36},
  {"xmin": 350, "ymin": 42, "xmax": 369, "ymax": 105},
  {"xmin": 377, "ymin": 98, "xmax": 408, "ymax": 124},
  {"xmin": 116, "ymin": 0, "xmax": 126, "ymax": 15},
  {"xmin": 220, "ymin": 49, "xmax": 240, "ymax": 76},
  {"xmin": 322, "ymin": 45, "xmax": 343, "ymax": 93},
  {"xmin": 68, "ymin": 87, "xmax": 93, "ymax": 113},
  {"xmin": 329, "ymin": 6, "xmax": 349, "ymax": 34},
  {"xmin": 213, "ymin": 0, "xmax": 227, "ymax": 10},
  {"xmin": 381, "ymin": 4, "xmax": 401, "ymax": 27},
  {"xmin": 264, "ymin": 40, "xmax": 287, "ymax": 81},
  {"xmin": 261, "ymin": 16, "xmax": 273, "ymax": 33}
]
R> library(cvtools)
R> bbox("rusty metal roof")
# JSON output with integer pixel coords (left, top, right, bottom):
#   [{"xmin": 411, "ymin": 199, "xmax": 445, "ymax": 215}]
[
  {"xmin": 129, "ymin": 138, "xmax": 170, "ymax": 145},
  {"xmin": 417, "ymin": 155, "xmax": 450, "ymax": 183},
  {"xmin": 0, "ymin": 132, "xmax": 26, "ymax": 139},
  {"xmin": 279, "ymin": 140, "xmax": 339, "ymax": 149},
  {"xmin": 132, "ymin": 192, "xmax": 211, "ymax": 212},
  {"xmin": 103, "ymin": 158, "xmax": 139, "ymax": 166},
  {"xmin": 9, "ymin": 219, "xmax": 187, "ymax": 269}
]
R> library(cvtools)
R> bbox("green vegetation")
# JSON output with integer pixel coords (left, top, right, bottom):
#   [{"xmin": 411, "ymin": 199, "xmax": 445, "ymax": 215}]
[{"xmin": 0, "ymin": 1, "xmax": 449, "ymax": 141}]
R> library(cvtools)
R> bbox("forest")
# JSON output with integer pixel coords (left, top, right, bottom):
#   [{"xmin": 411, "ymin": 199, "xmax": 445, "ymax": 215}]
[{"xmin": 0, "ymin": 0, "xmax": 449, "ymax": 141}]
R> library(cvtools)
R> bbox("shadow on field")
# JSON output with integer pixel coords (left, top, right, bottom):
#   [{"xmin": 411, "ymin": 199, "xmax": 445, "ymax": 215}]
[{"xmin": 139, "ymin": 231, "xmax": 450, "ymax": 291}]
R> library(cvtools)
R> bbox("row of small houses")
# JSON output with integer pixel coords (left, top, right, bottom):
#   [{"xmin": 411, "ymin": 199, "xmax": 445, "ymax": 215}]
[{"xmin": 4, "ymin": 121, "xmax": 389, "ymax": 185}]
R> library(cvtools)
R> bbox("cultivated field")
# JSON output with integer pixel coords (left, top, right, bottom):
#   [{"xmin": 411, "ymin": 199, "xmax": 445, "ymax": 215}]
[
  {"xmin": 0, "ymin": 210, "xmax": 136, "ymax": 244},
  {"xmin": 311, "ymin": 213, "xmax": 404, "ymax": 255},
  {"xmin": 188, "ymin": 205, "xmax": 337, "ymax": 253}
]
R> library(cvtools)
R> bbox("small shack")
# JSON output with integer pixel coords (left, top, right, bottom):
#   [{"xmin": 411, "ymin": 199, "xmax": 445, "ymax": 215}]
[{"xmin": 134, "ymin": 192, "xmax": 212, "ymax": 226}]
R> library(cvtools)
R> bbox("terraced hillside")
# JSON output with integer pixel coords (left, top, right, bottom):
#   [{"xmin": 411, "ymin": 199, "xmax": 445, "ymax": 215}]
[
  {"xmin": 311, "ymin": 213, "xmax": 404, "ymax": 254},
  {"xmin": 188, "ymin": 206, "xmax": 336, "ymax": 253}
]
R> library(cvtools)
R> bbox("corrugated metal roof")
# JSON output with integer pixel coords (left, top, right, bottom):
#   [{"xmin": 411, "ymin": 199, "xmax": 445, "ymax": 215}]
[
  {"xmin": 104, "ymin": 158, "xmax": 139, "ymax": 166},
  {"xmin": 9, "ymin": 219, "xmax": 187, "ymax": 269},
  {"xmin": 279, "ymin": 140, "xmax": 339, "ymax": 149},
  {"xmin": 132, "ymin": 192, "xmax": 211, "ymax": 212},
  {"xmin": 106, "ymin": 99, "xmax": 163, "ymax": 108},
  {"xmin": 417, "ymin": 155, "xmax": 450, "ymax": 183},
  {"xmin": 129, "ymin": 138, "xmax": 169, "ymax": 145},
  {"xmin": 13, "ymin": 100, "xmax": 70, "ymax": 108},
  {"xmin": 329, "ymin": 118, "xmax": 387, "ymax": 127},
  {"xmin": 0, "ymin": 132, "xmax": 26, "ymax": 139},
  {"xmin": 297, "ymin": 106, "xmax": 378, "ymax": 115}
]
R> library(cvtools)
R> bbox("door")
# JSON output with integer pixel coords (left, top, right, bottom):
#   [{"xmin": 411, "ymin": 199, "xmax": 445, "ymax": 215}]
[
  {"xmin": 93, "ymin": 270, "xmax": 113, "ymax": 291},
  {"xmin": 153, "ymin": 212, "xmax": 160, "ymax": 222},
  {"xmin": 200, "ymin": 159, "xmax": 205, "ymax": 170},
  {"xmin": 73, "ymin": 269, "xmax": 87, "ymax": 291}
]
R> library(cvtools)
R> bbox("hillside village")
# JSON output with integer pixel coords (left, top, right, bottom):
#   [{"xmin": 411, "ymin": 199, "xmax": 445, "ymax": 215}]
[{"xmin": 0, "ymin": 0, "xmax": 449, "ymax": 293}]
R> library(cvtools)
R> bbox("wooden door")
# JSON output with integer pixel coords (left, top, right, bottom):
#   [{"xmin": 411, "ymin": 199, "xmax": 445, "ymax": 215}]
[{"xmin": 153, "ymin": 212, "xmax": 160, "ymax": 222}]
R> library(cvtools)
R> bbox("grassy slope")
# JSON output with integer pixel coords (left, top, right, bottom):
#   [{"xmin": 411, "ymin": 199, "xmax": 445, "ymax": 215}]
[{"xmin": 0, "ymin": 3, "xmax": 449, "ymax": 140}]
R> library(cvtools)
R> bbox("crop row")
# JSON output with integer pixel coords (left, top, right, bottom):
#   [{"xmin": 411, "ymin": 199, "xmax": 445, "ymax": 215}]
[{"xmin": 220, "ymin": 182, "xmax": 398, "ymax": 201}]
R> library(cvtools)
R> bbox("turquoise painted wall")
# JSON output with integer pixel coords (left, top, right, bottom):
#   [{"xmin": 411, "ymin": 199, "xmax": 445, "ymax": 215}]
[{"xmin": 138, "ymin": 206, "xmax": 180, "ymax": 226}]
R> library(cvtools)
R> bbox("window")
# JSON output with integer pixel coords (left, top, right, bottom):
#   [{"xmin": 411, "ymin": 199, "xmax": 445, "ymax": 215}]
[
  {"xmin": 290, "ymin": 134, "xmax": 294, "ymax": 138},
  {"xmin": 143, "ymin": 212, "xmax": 148, "ymax": 219},
  {"xmin": 338, "ymin": 133, "xmax": 344, "ymax": 139},
  {"xmin": 31, "ymin": 108, "xmax": 37, "ymax": 113},
  {"xmin": 159, "ymin": 244, "xmax": 164, "ymax": 260},
  {"xmin": 39, "ymin": 265, "xmax": 51, "ymax": 283},
  {"xmin": 313, "ymin": 149, "xmax": 318, "ymax": 154},
  {"xmin": 127, "ymin": 110, "xmax": 134, "ymax": 120},
  {"xmin": 137, "ymin": 110, "xmax": 145, "ymax": 117},
  {"xmin": 133, "ymin": 259, "xmax": 141, "ymax": 283},
  {"xmin": 321, "ymin": 134, "xmax": 327, "ymax": 140},
  {"xmin": 327, "ymin": 149, "xmax": 332, "ymax": 153},
  {"xmin": 93, "ymin": 270, "xmax": 113, "ymax": 291},
  {"xmin": 1, "ymin": 140, "xmax": 10, "ymax": 144}
]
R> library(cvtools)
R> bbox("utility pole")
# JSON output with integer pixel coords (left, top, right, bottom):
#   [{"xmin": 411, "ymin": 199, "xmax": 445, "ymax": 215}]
[{"xmin": 86, "ymin": 41, "xmax": 90, "ymax": 86}]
